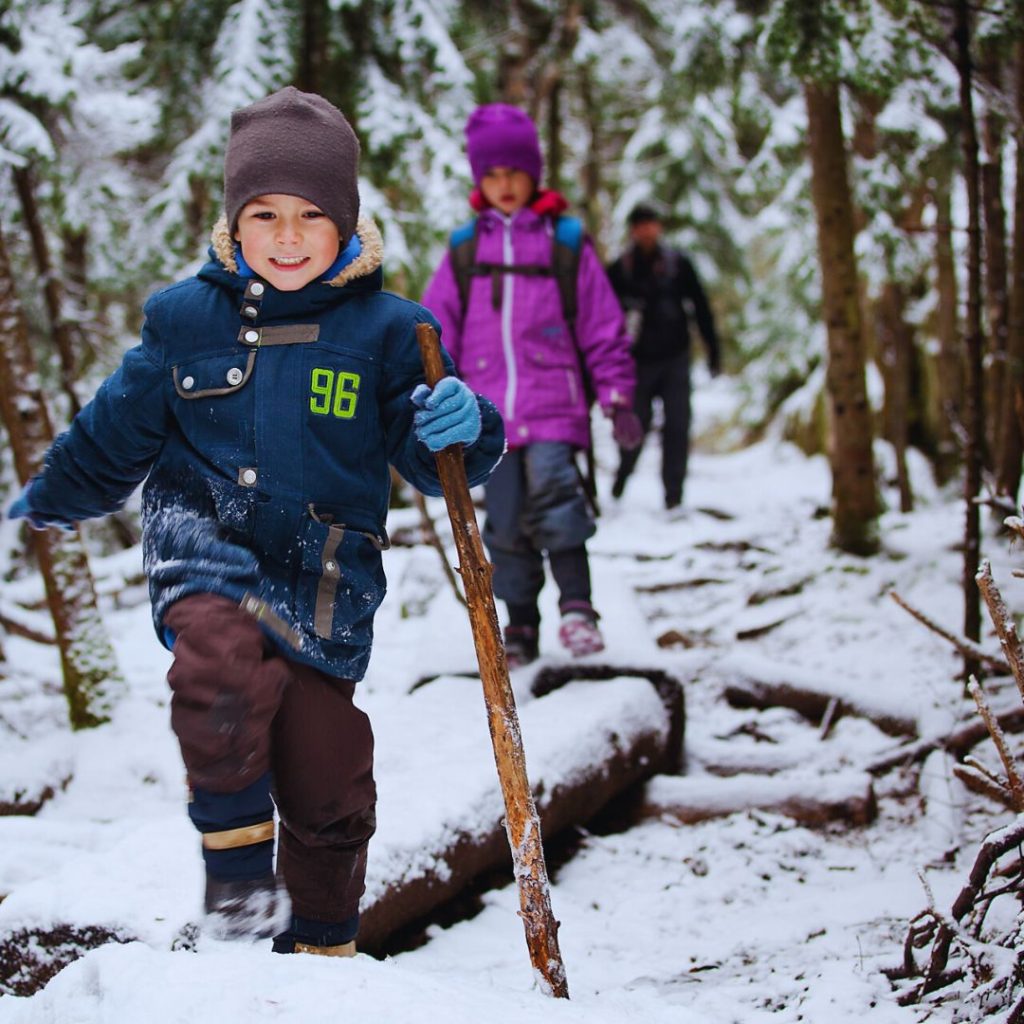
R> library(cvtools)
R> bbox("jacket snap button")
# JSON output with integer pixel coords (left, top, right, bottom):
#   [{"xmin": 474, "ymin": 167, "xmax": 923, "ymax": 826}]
[
  {"xmin": 244, "ymin": 330, "xmax": 259, "ymax": 343},
  {"xmin": 181, "ymin": 375, "xmax": 195, "ymax": 390},
  {"xmin": 243, "ymin": 305, "xmax": 258, "ymax": 317},
  {"xmin": 241, "ymin": 469, "xmax": 257, "ymax": 485},
  {"xmin": 325, "ymin": 560, "xmax": 338, "ymax": 573},
  {"xmin": 250, "ymin": 282, "xmax": 265, "ymax": 296},
  {"xmin": 226, "ymin": 367, "xmax": 244, "ymax": 386}
]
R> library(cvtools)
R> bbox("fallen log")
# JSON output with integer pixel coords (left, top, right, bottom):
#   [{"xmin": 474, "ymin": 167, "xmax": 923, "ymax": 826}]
[
  {"xmin": 0, "ymin": 748, "xmax": 71, "ymax": 816},
  {"xmin": 531, "ymin": 663, "xmax": 685, "ymax": 774},
  {"xmin": 359, "ymin": 674, "xmax": 673, "ymax": 952},
  {"xmin": 642, "ymin": 770, "xmax": 878, "ymax": 828},
  {"xmin": 720, "ymin": 654, "xmax": 917, "ymax": 738},
  {"xmin": 868, "ymin": 702, "xmax": 1024, "ymax": 774}
]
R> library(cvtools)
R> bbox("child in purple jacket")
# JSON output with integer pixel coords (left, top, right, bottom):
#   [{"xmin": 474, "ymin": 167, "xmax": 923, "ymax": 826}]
[{"xmin": 422, "ymin": 104, "xmax": 641, "ymax": 667}]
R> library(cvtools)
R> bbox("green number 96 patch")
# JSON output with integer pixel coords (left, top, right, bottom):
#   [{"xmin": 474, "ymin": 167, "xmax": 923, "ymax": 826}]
[{"xmin": 310, "ymin": 368, "xmax": 361, "ymax": 419}]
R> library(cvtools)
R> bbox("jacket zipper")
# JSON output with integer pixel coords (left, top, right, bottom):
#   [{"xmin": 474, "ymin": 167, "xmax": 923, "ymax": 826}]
[{"xmin": 500, "ymin": 216, "xmax": 517, "ymax": 422}]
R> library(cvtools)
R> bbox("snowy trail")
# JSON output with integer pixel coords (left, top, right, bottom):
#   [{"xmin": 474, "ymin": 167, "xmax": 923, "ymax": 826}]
[{"xmin": 0, "ymin": 377, "xmax": 1015, "ymax": 1021}]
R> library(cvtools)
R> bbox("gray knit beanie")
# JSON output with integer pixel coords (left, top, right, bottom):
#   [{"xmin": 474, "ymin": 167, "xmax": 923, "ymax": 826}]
[{"xmin": 224, "ymin": 86, "xmax": 360, "ymax": 243}]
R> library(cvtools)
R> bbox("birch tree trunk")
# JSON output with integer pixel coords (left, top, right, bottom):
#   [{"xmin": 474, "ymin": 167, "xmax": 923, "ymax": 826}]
[
  {"xmin": 804, "ymin": 80, "xmax": 879, "ymax": 554},
  {"xmin": 953, "ymin": 0, "xmax": 986, "ymax": 659},
  {"xmin": 0, "ymin": 227, "xmax": 124, "ymax": 729}
]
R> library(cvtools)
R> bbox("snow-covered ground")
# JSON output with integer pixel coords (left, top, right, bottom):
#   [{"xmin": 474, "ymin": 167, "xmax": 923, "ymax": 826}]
[{"xmin": 0, "ymin": 372, "xmax": 1016, "ymax": 1022}]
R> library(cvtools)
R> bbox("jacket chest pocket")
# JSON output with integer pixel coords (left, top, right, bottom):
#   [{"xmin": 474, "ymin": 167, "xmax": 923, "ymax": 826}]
[
  {"xmin": 172, "ymin": 351, "xmax": 257, "ymax": 460},
  {"xmin": 298, "ymin": 519, "xmax": 386, "ymax": 646},
  {"xmin": 174, "ymin": 350, "xmax": 256, "ymax": 399}
]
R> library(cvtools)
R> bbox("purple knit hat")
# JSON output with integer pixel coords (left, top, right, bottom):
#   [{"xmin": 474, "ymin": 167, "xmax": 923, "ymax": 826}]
[{"xmin": 465, "ymin": 104, "xmax": 543, "ymax": 185}]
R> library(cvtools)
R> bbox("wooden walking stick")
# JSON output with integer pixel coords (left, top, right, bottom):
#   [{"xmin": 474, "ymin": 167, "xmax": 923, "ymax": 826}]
[{"xmin": 415, "ymin": 322, "xmax": 569, "ymax": 999}]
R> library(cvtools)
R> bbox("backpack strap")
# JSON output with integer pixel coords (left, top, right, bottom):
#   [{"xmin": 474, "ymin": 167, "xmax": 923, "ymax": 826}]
[
  {"xmin": 449, "ymin": 218, "xmax": 479, "ymax": 321},
  {"xmin": 551, "ymin": 215, "xmax": 583, "ymax": 334},
  {"xmin": 449, "ymin": 213, "xmax": 584, "ymax": 329}
]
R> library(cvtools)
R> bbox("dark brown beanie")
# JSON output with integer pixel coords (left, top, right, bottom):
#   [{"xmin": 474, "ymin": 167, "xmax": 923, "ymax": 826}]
[{"xmin": 224, "ymin": 86, "xmax": 360, "ymax": 242}]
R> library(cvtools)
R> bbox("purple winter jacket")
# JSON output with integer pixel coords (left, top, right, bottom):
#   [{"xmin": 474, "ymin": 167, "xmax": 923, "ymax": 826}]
[{"xmin": 422, "ymin": 203, "xmax": 635, "ymax": 451}]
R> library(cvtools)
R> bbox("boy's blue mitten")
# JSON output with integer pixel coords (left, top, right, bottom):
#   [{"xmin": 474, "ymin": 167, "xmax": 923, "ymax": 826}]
[
  {"xmin": 7, "ymin": 483, "xmax": 74, "ymax": 532},
  {"xmin": 411, "ymin": 377, "xmax": 482, "ymax": 452}
]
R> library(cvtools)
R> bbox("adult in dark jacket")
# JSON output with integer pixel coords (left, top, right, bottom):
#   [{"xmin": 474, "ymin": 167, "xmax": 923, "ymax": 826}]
[
  {"xmin": 607, "ymin": 203, "xmax": 721, "ymax": 510},
  {"xmin": 7, "ymin": 88, "xmax": 504, "ymax": 956}
]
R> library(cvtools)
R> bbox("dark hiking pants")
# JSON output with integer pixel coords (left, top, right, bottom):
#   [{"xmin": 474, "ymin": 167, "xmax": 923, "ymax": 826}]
[
  {"xmin": 614, "ymin": 353, "xmax": 692, "ymax": 506},
  {"xmin": 483, "ymin": 442, "xmax": 596, "ymax": 620},
  {"xmin": 164, "ymin": 593, "xmax": 376, "ymax": 923}
]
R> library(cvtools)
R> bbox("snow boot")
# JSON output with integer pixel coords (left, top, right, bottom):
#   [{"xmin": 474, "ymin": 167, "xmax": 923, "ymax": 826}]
[
  {"xmin": 273, "ymin": 913, "xmax": 359, "ymax": 956},
  {"xmin": 503, "ymin": 625, "xmax": 540, "ymax": 670},
  {"xmin": 558, "ymin": 602, "xmax": 605, "ymax": 657},
  {"xmin": 205, "ymin": 870, "xmax": 289, "ymax": 941}
]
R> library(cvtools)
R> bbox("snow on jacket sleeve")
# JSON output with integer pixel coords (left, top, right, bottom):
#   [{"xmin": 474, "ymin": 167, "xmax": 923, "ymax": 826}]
[
  {"xmin": 27, "ymin": 307, "xmax": 170, "ymax": 523},
  {"xmin": 573, "ymin": 240, "xmax": 636, "ymax": 411},
  {"xmin": 420, "ymin": 252, "xmax": 465, "ymax": 372},
  {"xmin": 380, "ymin": 308, "xmax": 505, "ymax": 499}
]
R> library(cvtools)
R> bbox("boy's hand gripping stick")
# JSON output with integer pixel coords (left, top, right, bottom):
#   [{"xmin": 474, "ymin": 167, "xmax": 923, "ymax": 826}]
[{"xmin": 415, "ymin": 322, "xmax": 569, "ymax": 1000}]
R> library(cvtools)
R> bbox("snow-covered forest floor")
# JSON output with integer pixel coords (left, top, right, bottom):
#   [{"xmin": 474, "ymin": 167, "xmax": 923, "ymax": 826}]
[{"xmin": 0, "ymin": 372, "xmax": 1018, "ymax": 1023}]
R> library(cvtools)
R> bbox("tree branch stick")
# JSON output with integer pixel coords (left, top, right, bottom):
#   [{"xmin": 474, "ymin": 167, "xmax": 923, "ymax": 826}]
[{"xmin": 416, "ymin": 323, "xmax": 568, "ymax": 1000}]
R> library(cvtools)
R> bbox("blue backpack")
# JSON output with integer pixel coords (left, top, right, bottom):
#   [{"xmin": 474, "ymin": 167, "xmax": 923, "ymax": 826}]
[{"xmin": 448, "ymin": 214, "xmax": 584, "ymax": 334}]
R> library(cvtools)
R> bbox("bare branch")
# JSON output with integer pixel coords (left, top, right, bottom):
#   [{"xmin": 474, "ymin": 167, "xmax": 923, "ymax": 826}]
[
  {"xmin": 977, "ymin": 561, "xmax": 1024, "ymax": 704},
  {"xmin": 413, "ymin": 491, "xmax": 467, "ymax": 609},
  {"xmin": 889, "ymin": 590, "xmax": 1011, "ymax": 675},
  {"xmin": 953, "ymin": 762, "xmax": 1014, "ymax": 807},
  {"xmin": 967, "ymin": 676, "xmax": 1024, "ymax": 809}
]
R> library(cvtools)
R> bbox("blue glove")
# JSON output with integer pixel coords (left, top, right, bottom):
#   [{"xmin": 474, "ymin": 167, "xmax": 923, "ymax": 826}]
[
  {"xmin": 7, "ymin": 483, "xmax": 74, "ymax": 532},
  {"xmin": 411, "ymin": 377, "xmax": 482, "ymax": 452}
]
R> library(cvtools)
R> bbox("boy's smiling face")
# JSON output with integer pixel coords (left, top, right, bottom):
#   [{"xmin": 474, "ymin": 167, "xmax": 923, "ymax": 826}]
[
  {"xmin": 234, "ymin": 194, "xmax": 341, "ymax": 290},
  {"xmin": 479, "ymin": 166, "xmax": 535, "ymax": 215}
]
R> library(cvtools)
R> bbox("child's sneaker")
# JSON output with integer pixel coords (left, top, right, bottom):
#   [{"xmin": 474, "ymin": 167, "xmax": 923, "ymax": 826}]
[
  {"xmin": 558, "ymin": 605, "xmax": 605, "ymax": 657},
  {"xmin": 503, "ymin": 625, "xmax": 539, "ymax": 670},
  {"xmin": 205, "ymin": 872, "xmax": 289, "ymax": 941}
]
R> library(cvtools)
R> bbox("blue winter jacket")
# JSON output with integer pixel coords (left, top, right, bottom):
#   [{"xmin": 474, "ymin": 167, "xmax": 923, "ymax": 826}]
[{"xmin": 26, "ymin": 217, "xmax": 505, "ymax": 680}]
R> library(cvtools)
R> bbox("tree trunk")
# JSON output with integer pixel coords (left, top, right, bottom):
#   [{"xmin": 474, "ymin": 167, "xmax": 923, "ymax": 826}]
[
  {"xmin": 297, "ymin": 0, "xmax": 329, "ymax": 95},
  {"xmin": 803, "ymin": 80, "xmax": 879, "ymax": 554},
  {"xmin": 983, "ymin": 105, "xmax": 1009, "ymax": 471},
  {"xmin": 934, "ymin": 168, "xmax": 963, "ymax": 484},
  {"xmin": 0, "ymin": 227, "xmax": 124, "ymax": 729},
  {"xmin": 578, "ymin": 62, "xmax": 605, "ymax": 250},
  {"xmin": 997, "ymin": 42, "xmax": 1024, "ymax": 505},
  {"xmin": 953, "ymin": 0, "xmax": 986, "ymax": 661},
  {"xmin": 877, "ymin": 282, "xmax": 914, "ymax": 512},
  {"xmin": 11, "ymin": 166, "xmax": 82, "ymax": 417}
]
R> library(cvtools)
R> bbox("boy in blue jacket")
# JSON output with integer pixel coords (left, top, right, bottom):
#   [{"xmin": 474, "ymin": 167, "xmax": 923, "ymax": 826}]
[{"xmin": 8, "ymin": 87, "xmax": 505, "ymax": 956}]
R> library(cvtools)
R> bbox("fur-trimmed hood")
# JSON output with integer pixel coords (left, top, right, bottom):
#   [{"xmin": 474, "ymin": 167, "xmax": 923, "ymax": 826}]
[{"xmin": 209, "ymin": 214, "xmax": 384, "ymax": 289}]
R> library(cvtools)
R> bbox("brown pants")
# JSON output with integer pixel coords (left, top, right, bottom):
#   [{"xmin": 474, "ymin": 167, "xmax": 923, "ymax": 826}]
[{"xmin": 164, "ymin": 594, "xmax": 376, "ymax": 921}]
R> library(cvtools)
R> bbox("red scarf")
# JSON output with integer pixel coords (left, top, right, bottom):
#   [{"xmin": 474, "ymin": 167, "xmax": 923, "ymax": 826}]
[{"xmin": 468, "ymin": 187, "xmax": 569, "ymax": 217}]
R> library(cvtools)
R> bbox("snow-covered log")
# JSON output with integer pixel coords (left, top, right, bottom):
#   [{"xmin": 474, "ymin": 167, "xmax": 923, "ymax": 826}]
[
  {"xmin": 642, "ymin": 770, "xmax": 878, "ymax": 828},
  {"xmin": 719, "ymin": 653, "xmax": 917, "ymax": 737},
  {"xmin": 359, "ymin": 675, "xmax": 675, "ymax": 951}
]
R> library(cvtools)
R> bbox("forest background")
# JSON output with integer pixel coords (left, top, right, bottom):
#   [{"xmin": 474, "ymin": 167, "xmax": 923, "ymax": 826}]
[
  {"xmin": 4, "ymin": 0, "xmax": 1024, "ymax": 561},
  {"xmin": 2, "ymin": 0, "xmax": 1024, "ymax": 810},
  {"xmin": 2, "ymin": 0, "xmax": 1024, "ymax": 1017}
]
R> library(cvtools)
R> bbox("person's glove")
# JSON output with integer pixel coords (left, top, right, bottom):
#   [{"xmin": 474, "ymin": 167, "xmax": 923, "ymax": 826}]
[
  {"xmin": 411, "ymin": 377, "xmax": 482, "ymax": 452},
  {"xmin": 610, "ymin": 407, "xmax": 644, "ymax": 451},
  {"xmin": 7, "ymin": 483, "xmax": 74, "ymax": 532}
]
